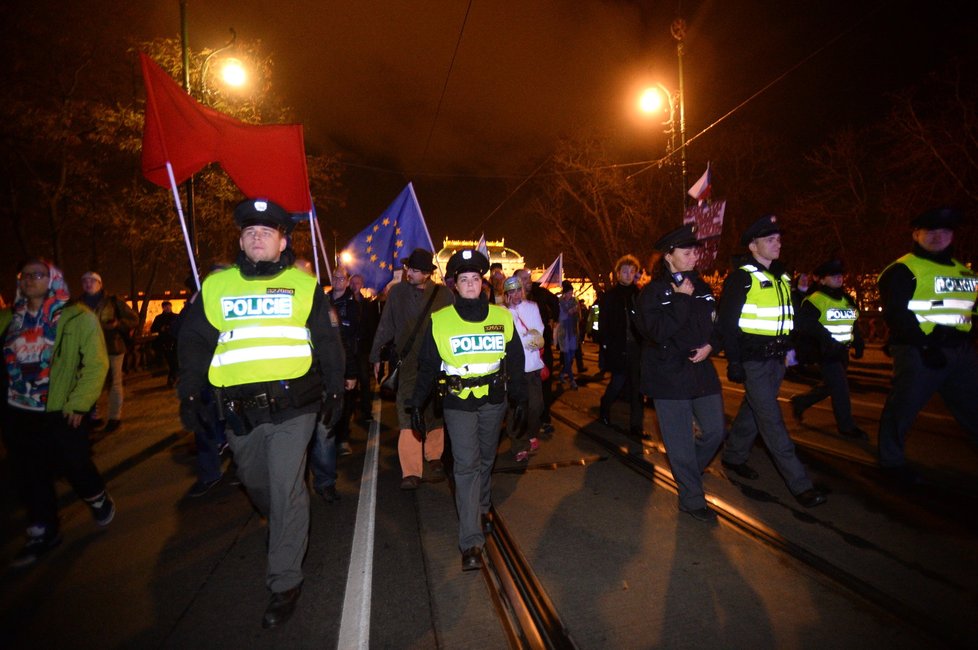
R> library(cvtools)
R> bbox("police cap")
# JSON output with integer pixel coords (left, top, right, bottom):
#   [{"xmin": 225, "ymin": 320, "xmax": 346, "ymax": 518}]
[
  {"xmin": 503, "ymin": 276, "xmax": 522, "ymax": 293},
  {"xmin": 446, "ymin": 249, "xmax": 489, "ymax": 278},
  {"xmin": 400, "ymin": 248, "xmax": 436, "ymax": 273},
  {"xmin": 233, "ymin": 198, "xmax": 294, "ymax": 233},
  {"xmin": 813, "ymin": 259, "xmax": 845, "ymax": 277},
  {"xmin": 654, "ymin": 224, "xmax": 701, "ymax": 252},
  {"xmin": 910, "ymin": 207, "xmax": 961, "ymax": 230},
  {"xmin": 740, "ymin": 214, "xmax": 782, "ymax": 246}
]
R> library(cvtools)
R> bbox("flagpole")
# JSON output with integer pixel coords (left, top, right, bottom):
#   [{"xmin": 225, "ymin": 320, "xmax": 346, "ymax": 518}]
[
  {"xmin": 165, "ymin": 161, "xmax": 201, "ymax": 291},
  {"xmin": 307, "ymin": 210, "xmax": 320, "ymax": 283},
  {"xmin": 313, "ymin": 213, "xmax": 333, "ymax": 281},
  {"xmin": 406, "ymin": 183, "xmax": 440, "ymax": 276}
]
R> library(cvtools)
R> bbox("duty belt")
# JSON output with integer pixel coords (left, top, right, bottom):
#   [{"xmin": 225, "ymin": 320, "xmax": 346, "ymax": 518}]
[
  {"xmin": 224, "ymin": 392, "xmax": 274, "ymax": 413},
  {"xmin": 439, "ymin": 369, "xmax": 504, "ymax": 394}
]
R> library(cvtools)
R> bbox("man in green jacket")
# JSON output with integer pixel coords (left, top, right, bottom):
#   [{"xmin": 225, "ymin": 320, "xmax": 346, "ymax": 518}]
[{"xmin": 2, "ymin": 258, "xmax": 111, "ymax": 570}]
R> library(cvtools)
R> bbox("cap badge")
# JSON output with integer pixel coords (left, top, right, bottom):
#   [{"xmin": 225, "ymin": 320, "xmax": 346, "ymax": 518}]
[
  {"xmin": 255, "ymin": 201, "xmax": 267, "ymax": 212},
  {"xmin": 462, "ymin": 250, "xmax": 472, "ymax": 259}
]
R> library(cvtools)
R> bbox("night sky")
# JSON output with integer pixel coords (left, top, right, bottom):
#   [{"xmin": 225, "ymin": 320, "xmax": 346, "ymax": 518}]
[{"xmin": 13, "ymin": 0, "xmax": 977, "ymax": 268}]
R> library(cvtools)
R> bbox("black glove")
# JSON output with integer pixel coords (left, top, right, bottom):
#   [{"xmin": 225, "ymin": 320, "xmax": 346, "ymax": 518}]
[
  {"xmin": 179, "ymin": 395, "xmax": 205, "ymax": 432},
  {"xmin": 321, "ymin": 392, "xmax": 343, "ymax": 428},
  {"xmin": 920, "ymin": 346, "xmax": 947, "ymax": 369},
  {"xmin": 407, "ymin": 405, "xmax": 427, "ymax": 442},
  {"xmin": 511, "ymin": 400, "xmax": 528, "ymax": 434},
  {"xmin": 726, "ymin": 361, "xmax": 746, "ymax": 384}
]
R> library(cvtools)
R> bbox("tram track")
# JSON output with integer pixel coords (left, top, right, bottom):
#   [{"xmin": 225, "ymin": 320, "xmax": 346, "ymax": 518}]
[{"xmin": 547, "ymin": 407, "xmax": 965, "ymax": 648}]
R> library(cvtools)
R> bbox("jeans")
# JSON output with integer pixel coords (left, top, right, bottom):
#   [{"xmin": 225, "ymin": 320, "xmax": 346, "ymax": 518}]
[{"xmin": 308, "ymin": 421, "xmax": 337, "ymax": 492}]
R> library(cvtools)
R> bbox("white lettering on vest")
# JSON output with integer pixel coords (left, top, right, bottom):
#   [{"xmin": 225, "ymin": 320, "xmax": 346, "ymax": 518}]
[
  {"xmin": 221, "ymin": 295, "xmax": 293, "ymax": 320},
  {"xmin": 934, "ymin": 276, "xmax": 978, "ymax": 294},
  {"xmin": 825, "ymin": 308, "xmax": 856, "ymax": 321},
  {"xmin": 449, "ymin": 333, "xmax": 505, "ymax": 355}
]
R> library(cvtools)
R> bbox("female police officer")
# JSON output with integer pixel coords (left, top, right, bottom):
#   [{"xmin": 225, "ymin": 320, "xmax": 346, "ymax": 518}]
[
  {"xmin": 408, "ymin": 249, "xmax": 527, "ymax": 571},
  {"xmin": 636, "ymin": 225, "xmax": 724, "ymax": 521}
]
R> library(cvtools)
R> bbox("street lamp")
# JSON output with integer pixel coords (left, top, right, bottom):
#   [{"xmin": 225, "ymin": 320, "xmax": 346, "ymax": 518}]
[{"xmin": 672, "ymin": 18, "xmax": 689, "ymax": 210}]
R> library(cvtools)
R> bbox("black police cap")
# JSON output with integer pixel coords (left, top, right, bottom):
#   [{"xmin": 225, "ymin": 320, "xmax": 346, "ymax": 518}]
[
  {"xmin": 910, "ymin": 207, "xmax": 961, "ymax": 230},
  {"xmin": 813, "ymin": 259, "xmax": 845, "ymax": 277},
  {"xmin": 446, "ymin": 249, "xmax": 489, "ymax": 278},
  {"xmin": 740, "ymin": 214, "xmax": 782, "ymax": 246},
  {"xmin": 233, "ymin": 198, "xmax": 295, "ymax": 233},
  {"xmin": 654, "ymin": 224, "xmax": 701, "ymax": 252}
]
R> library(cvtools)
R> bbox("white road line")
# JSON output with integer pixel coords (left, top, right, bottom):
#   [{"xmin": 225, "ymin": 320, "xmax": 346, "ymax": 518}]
[{"xmin": 337, "ymin": 396, "xmax": 382, "ymax": 649}]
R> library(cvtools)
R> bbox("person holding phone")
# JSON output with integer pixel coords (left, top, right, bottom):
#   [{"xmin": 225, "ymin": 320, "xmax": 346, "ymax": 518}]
[{"xmin": 635, "ymin": 225, "xmax": 724, "ymax": 521}]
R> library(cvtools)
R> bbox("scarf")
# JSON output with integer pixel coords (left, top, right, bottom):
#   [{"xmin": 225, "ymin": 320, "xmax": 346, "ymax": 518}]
[{"xmin": 4, "ymin": 261, "xmax": 70, "ymax": 411}]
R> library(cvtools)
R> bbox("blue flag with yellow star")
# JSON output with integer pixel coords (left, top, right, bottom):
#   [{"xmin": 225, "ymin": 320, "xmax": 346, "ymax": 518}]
[{"xmin": 342, "ymin": 183, "xmax": 435, "ymax": 292}]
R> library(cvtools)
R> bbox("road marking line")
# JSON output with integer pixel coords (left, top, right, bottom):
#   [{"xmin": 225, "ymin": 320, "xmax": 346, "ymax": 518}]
[{"xmin": 337, "ymin": 396, "xmax": 382, "ymax": 649}]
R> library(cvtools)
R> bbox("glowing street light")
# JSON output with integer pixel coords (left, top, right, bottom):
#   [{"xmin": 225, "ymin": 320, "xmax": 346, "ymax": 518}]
[{"xmin": 220, "ymin": 57, "xmax": 247, "ymax": 88}]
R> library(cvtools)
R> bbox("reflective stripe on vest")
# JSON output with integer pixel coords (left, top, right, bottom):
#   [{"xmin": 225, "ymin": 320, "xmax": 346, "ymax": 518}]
[
  {"xmin": 804, "ymin": 291, "xmax": 858, "ymax": 344},
  {"xmin": 737, "ymin": 264, "xmax": 794, "ymax": 336},
  {"xmin": 202, "ymin": 267, "xmax": 317, "ymax": 387},
  {"xmin": 881, "ymin": 254, "xmax": 977, "ymax": 334},
  {"xmin": 431, "ymin": 304, "xmax": 514, "ymax": 400}
]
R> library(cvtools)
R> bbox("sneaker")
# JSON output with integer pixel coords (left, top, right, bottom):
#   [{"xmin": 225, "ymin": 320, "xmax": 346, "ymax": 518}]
[
  {"xmin": 86, "ymin": 492, "xmax": 116, "ymax": 527},
  {"xmin": 10, "ymin": 525, "xmax": 62, "ymax": 569},
  {"xmin": 338, "ymin": 442, "xmax": 353, "ymax": 456},
  {"xmin": 187, "ymin": 476, "xmax": 222, "ymax": 498},
  {"xmin": 514, "ymin": 450, "xmax": 529, "ymax": 462},
  {"xmin": 528, "ymin": 438, "xmax": 540, "ymax": 453},
  {"xmin": 103, "ymin": 419, "xmax": 122, "ymax": 433}
]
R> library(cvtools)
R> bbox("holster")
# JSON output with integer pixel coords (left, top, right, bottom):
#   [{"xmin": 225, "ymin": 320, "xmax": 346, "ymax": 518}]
[{"xmin": 220, "ymin": 373, "xmax": 322, "ymax": 436}]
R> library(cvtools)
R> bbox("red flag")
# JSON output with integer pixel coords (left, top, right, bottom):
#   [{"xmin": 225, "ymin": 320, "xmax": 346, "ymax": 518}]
[{"xmin": 139, "ymin": 52, "xmax": 311, "ymax": 213}]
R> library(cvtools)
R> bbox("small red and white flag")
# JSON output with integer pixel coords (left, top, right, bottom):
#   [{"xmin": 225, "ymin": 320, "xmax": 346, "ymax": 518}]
[{"xmin": 687, "ymin": 162, "xmax": 712, "ymax": 205}]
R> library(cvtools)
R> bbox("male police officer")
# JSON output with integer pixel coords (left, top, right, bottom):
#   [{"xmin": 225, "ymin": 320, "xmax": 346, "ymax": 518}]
[
  {"xmin": 790, "ymin": 259, "xmax": 867, "ymax": 439},
  {"xmin": 877, "ymin": 208, "xmax": 978, "ymax": 484},
  {"xmin": 409, "ymin": 249, "xmax": 526, "ymax": 571},
  {"xmin": 177, "ymin": 198, "xmax": 344, "ymax": 628},
  {"xmin": 718, "ymin": 215, "xmax": 826, "ymax": 508}
]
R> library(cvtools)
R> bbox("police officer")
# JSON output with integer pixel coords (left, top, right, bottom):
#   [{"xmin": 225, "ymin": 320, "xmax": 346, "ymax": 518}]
[
  {"xmin": 790, "ymin": 259, "xmax": 867, "ymax": 439},
  {"xmin": 718, "ymin": 215, "xmax": 826, "ymax": 507},
  {"xmin": 636, "ymin": 225, "xmax": 724, "ymax": 522},
  {"xmin": 177, "ymin": 198, "xmax": 344, "ymax": 628},
  {"xmin": 408, "ymin": 249, "xmax": 527, "ymax": 571},
  {"xmin": 877, "ymin": 208, "xmax": 978, "ymax": 484}
]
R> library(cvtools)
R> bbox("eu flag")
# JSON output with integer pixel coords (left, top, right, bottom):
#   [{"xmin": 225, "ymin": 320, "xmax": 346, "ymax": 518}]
[{"xmin": 342, "ymin": 183, "xmax": 434, "ymax": 292}]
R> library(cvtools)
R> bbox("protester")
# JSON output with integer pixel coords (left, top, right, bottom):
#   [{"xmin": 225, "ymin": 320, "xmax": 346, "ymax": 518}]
[
  {"xmin": 503, "ymin": 275, "xmax": 545, "ymax": 461},
  {"xmin": 636, "ymin": 226, "xmax": 724, "ymax": 521},
  {"xmin": 597, "ymin": 254, "xmax": 645, "ymax": 436},
  {"xmin": 176, "ymin": 198, "xmax": 345, "ymax": 628},
  {"xmin": 327, "ymin": 267, "xmax": 361, "ymax": 455},
  {"xmin": 369, "ymin": 248, "xmax": 454, "ymax": 489},
  {"xmin": 150, "ymin": 300, "xmax": 180, "ymax": 388},
  {"xmin": 2, "ymin": 258, "xmax": 113, "ymax": 569},
  {"xmin": 556, "ymin": 280, "xmax": 579, "ymax": 388},
  {"xmin": 350, "ymin": 273, "xmax": 380, "ymax": 422},
  {"xmin": 408, "ymin": 249, "xmax": 526, "ymax": 571},
  {"xmin": 80, "ymin": 271, "xmax": 138, "ymax": 433},
  {"xmin": 517, "ymin": 268, "xmax": 558, "ymax": 434}
]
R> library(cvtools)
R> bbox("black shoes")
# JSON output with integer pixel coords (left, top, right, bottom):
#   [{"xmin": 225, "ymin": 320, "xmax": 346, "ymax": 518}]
[
  {"xmin": 795, "ymin": 488, "xmax": 827, "ymax": 508},
  {"xmin": 599, "ymin": 411, "xmax": 612, "ymax": 426},
  {"xmin": 427, "ymin": 460, "xmax": 447, "ymax": 483},
  {"xmin": 400, "ymin": 475, "xmax": 421, "ymax": 490},
  {"xmin": 318, "ymin": 485, "xmax": 340, "ymax": 503},
  {"xmin": 262, "ymin": 586, "xmax": 301, "ymax": 629},
  {"xmin": 681, "ymin": 506, "xmax": 717, "ymax": 522},
  {"xmin": 840, "ymin": 427, "xmax": 869, "ymax": 441},
  {"xmin": 721, "ymin": 460, "xmax": 759, "ymax": 480},
  {"xmin": 10, "ymin": 525, "xmax": 62, "ymax": 570},
  {"xmin": 790, "ymin": 397, "xmax": 805, "ymax": 423},
  {"xmin": 461, "ymin": 547, "xmax": 483, "ymax": 572},
  {"xmin": 187, "ymin": 476, "xmax": 222, "ymax": 498}
]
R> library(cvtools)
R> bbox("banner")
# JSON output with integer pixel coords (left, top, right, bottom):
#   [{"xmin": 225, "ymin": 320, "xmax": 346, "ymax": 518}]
[
  {"xmin": 683, "ymin": 200, "xmax": 725, "ymax": 269},
  {"xmin": 342, "ymin": 183, "xmax": 435, "ymax": 292},
  {"xmin": 140, "ymin": 52, "xmax": 311, "ymax": 213}
]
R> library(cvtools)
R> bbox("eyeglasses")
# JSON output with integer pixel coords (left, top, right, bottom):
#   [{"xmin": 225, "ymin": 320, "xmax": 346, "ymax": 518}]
[{"xmin": 18, "ymin": 271, "xmax": 50, "ymax": 281}]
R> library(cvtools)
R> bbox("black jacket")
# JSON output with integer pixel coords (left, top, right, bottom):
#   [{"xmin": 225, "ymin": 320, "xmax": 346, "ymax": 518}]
[
  {"xmin": 636, "ymin": 272, "xmax": 721, "ymax": 399},
  {"xmin": 596, "ymin": 282, "xmax": 641, "ymax": 373}
]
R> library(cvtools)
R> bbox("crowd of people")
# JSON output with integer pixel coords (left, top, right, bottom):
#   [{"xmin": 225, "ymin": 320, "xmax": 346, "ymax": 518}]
[{"xmin": 2, "ymin": 198, "xmax": 975, "ymax": 629}]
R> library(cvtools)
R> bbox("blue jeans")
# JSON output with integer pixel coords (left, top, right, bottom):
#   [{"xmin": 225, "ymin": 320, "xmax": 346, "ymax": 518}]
[{"xmin": 308, "ymin": 421, "xmax": 337, "ymax": 492}]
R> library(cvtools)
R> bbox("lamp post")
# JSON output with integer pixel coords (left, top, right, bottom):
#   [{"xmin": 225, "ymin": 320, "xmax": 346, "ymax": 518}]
[
  {"xmin": 638, "ymin": 82, "xmax": 683, "ymax": 213},
  {"xmin": 672, "ymin": 18, "xmax": 689, "ymax": 210}
]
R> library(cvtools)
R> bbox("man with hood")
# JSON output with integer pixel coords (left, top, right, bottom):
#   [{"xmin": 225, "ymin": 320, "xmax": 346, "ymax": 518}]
[
  {"xmin": 177, "ymin": 198, "xmax": 345, "ymax": 628},
  {"xmin": 717, "ymin": 215, "xmax": 826, "ymax": 508},
  {"xmin": 2, "ymin": 258, "xmax": 111, "ymax": 569}
]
